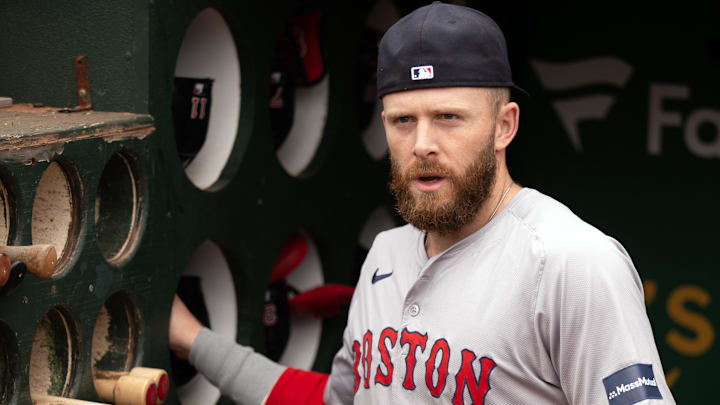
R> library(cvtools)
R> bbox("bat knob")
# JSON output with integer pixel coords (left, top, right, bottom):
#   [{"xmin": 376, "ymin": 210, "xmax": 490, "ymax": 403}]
[
  {"xmin": 157, "ymin": 373, "xmax": 169, "ymax": 401},
  {"xmin": 129, "ymin": 367, "xmax": 169, "ymax": 403},
  {"xmin": 145, "ymin": 383, "xmax": 157, "ymax": 405},
  {"xmin": 0, "ymin": 253, "xmax": 10, "ymax": 286},
  {"xmin": 0, "ymin": 261, "xmax": 26, "ymax": 297}
]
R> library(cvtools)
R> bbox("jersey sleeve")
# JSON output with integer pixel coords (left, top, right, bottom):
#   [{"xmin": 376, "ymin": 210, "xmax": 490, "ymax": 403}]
[
  {"xmin": 323, "ymin": 229, "xmax": 388, "ymax": 404},
  {"xmin": 534, "ymin": 236, "xmax": 676, "ymax": 405},
  {"xmin": 323, "ymin": 328, "xmax": 360, "ymax": 404},
  {"xmin": 323, "ymin": 263, "xmax": 369, "ymax": 404}
]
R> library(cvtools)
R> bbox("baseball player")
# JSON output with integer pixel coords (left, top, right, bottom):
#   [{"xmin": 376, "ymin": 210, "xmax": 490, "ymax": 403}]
[{"xmin": 169, "ymin": 2, "xmax": 676, "ymax": 404}]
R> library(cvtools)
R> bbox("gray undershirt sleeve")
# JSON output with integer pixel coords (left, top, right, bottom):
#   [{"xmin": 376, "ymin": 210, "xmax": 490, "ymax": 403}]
[{"xmin": 188, "ymin": 328, "xmax": 287, "ymax": 405}]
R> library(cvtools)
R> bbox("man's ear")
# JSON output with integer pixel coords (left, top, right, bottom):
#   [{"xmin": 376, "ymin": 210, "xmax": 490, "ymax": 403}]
[
  {"xmin": 494, "ymin": 102, "xmax": 519, "ymax": 151},
  {"xmin": 381, "ymin": 110, "xmax": 391, "ymax": 137}
]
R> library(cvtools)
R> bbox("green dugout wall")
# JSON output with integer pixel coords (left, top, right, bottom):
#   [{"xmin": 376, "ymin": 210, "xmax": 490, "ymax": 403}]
[{"xmin": 0, "ymin": 0, "xmax": 717, "ymax": 404}]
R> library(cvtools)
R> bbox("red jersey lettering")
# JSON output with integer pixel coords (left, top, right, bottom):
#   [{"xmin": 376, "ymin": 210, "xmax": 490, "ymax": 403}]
[
  {"xmin": 425, "ymin": 338, "xmax": 450, "ymax": 397},
  {"xmin": 362, "ymin": 330, "xmax": 373, "ymax": 389},
  {"xmin": 400, "ymin": 328, "xmax": 428, "ymax": 390},
  {"xmin": 453, "ymin": 350, "xmax": 496, "ymax": 405},
  {"xmin": 352, "ymin": 340, "xmax": 361, "ymax": 393},
  {"xmin": 374, "ymin": 327, "xmax": 398, "ymax": 386}
]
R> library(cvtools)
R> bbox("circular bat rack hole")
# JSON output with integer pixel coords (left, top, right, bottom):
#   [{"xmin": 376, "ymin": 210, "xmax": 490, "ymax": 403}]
[
  {"xmin": 95, "ymin": 152, "xmax": 144, "ymax": 265},
  {"xmin": 29, "ymin": 305, "xmax": 79, "ymax": 399},
  {"xmin": 91, "ymin": 291, "xmax": 140, "ymax": 397},
  {"xmin": 0, "ymin": 175, "xmax": 10, "ymax": 245},
  {"xmin": 174, "ymin": 240, "xmax": 236, "ymax": 405},
  {"xmin": 0, "ymin": 321, "xmax": 18, "ymax": 403},
  {"xmin": 174, "ymin": 7, "xmax": 241, "ymax": 190},
  {"xmin": 264, "ymin": 230, "xmax": 323, "ymax": 370},
  {"xmin": 354, "ymin": 205, "xmax": 398, "ymax": 282},
  {"xmin": 357, "ymin": 0, "xmax": 400, "ymax": 160},
  {"xmin": 31, "ymin": 161, "xmax": 77, "ymax": 274},
  {"xmin": 271, "ymin": 11, "xmax": 330, "ymax": 177}
]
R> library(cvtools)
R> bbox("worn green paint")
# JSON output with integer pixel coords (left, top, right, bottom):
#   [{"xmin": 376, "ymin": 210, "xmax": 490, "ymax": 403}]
[
  {"xmin": 0, "ymin": 321, "xmax": 14, "ymax": 402},
  {"xmin": 0, "ymin": 118, "xmax": 160, "ymax": 402}
]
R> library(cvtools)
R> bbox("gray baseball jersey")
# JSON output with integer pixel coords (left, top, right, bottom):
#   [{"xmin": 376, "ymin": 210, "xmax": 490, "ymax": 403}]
[{"xmin": 324, "ymin": 187, "xmax": 675, "ymax": 405}]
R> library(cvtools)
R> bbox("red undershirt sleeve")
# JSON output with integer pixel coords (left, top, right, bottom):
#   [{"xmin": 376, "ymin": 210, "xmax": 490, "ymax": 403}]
[{"xmin": 265, "ymin": 368, "xmax": 330, "ymax": 405}]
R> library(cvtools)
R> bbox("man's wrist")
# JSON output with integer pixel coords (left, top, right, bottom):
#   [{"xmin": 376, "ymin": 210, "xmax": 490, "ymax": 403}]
[{"xmin": 187, "ymin": 327, "xmax": 210, "ymax": 364}]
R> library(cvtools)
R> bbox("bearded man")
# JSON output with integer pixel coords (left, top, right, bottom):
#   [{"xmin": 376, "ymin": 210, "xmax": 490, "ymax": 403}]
[{"xmin": 169, "ymin": 2, "xmax": 675, "ymax": 404}]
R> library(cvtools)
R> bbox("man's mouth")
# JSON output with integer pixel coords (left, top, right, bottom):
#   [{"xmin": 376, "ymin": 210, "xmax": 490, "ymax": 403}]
[
  {"xmin": 418, "ymin": 176, "xmax": 443, "ymax": 183},
  {"xmin": 413, "ymin": 173, "xmax": 448, "ymax": 193}
]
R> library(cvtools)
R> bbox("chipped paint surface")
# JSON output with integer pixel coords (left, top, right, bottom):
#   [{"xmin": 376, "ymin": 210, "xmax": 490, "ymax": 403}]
[
  {"xmin": 3, "ymin": 143, "xmax": 66, "ymax": 165},
  {"xmin": 0, "ymin": 104, "xmax": 154, "ymax": 163}
]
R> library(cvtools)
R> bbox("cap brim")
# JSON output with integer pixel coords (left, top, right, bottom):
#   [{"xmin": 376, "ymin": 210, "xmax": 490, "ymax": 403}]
[{"xmin": 510, "ymin": 84, "xmax": 530, "ymax": 103}]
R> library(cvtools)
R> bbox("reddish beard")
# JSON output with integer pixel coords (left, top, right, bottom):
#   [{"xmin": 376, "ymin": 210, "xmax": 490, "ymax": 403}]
[{"xmin": 389, "ymin": 138, "xmax": 497, "ymax": 235}]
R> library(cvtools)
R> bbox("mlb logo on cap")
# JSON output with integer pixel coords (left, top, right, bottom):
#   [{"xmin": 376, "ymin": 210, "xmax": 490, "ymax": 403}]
[{"xmin": 411, "ymin": 65, "xmax": 434, "ymax": 80}]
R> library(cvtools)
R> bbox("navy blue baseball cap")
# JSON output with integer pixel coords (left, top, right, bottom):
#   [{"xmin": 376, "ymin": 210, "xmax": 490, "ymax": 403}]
[{"xmin": 377, "ymin": 1, "xmax": 527, "ymax": 100}]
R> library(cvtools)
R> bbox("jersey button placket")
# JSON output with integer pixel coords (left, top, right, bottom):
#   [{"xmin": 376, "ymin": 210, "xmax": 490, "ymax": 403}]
[{"xmin": 408, "ymin": 303, "xmax": 420, "ymax": 317}]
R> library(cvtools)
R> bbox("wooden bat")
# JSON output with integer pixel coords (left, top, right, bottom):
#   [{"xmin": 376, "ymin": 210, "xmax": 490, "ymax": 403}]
[
  {"xmin": 0, "ymin": 253, "xmax": 10, "ymax": 286},
  {"xmin": 32, "ymin": 394, "xmax": 105, "ymax": 404},
  {"xmin": 94, "ymin": 368, "xmax": 168, "ymax": 404},
  {"xmin": 93, "ymin": 373, "xmax": 157, "ymax": 405},
  {"xmin": 113, "ymin": 375, "xmax": 157, "ymax": 405},
  {"xmin": 0, "ymin": 245, "xmax": 57, "ymax": 279}
]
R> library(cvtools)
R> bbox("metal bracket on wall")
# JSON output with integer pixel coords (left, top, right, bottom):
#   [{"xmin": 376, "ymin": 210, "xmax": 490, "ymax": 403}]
[{"xmin": 59, "ymin": 56, "xmax": 92, "ymax": 112}]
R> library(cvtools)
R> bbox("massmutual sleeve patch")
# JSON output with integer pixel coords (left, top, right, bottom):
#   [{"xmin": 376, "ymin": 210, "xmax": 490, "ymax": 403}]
[{"xmin": 603, "ymin": 363, "xmax": 662, "ymax": 405}]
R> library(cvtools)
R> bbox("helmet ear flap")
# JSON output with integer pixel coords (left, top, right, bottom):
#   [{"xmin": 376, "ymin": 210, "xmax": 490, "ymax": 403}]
[
  {"xmin": 269, "ymin": 72, "xmax": 296, "ymax": 150},
  {"xmin": 268, "ymin": 232, "xmax": 308, "ymax": 283},
  {"xmin": 284, "ymin": 11, "xmax": 328, "ymax": 86},
  {"xmin": 263, "ymin": 280, "xmax": 293, "ymax": 361}
]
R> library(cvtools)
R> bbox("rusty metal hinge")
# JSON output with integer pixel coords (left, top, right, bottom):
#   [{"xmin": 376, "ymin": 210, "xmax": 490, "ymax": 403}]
[
  {"xmin": 59, "ymin": 56, "xmax": 92, "ymax": 112},
  {"xmin": 74, "ymin": 56, "xmax": 92, "ymax": 109}
]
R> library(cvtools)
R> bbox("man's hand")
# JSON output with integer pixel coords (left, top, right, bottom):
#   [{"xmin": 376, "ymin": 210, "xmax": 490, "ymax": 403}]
[{"xmin": 169, "ymin": 294, "xmax": 204, "ymax": 360}]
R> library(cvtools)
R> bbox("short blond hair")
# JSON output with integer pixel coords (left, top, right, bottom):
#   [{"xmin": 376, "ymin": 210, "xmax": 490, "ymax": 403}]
[{"xmin": 487, "ymin": 87, "xmax": 510, "ymax": 119}]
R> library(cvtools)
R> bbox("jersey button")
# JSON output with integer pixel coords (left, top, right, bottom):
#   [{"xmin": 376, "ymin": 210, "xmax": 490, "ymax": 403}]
[{"xmin": 408, "ymin": 303, "xmax": 420, "ymax": 317}]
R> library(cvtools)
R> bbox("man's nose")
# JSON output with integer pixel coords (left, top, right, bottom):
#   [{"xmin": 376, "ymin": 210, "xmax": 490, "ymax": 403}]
[{"xmin": 413, "ymin": 120, "xmax": 438, "ymax": 158}]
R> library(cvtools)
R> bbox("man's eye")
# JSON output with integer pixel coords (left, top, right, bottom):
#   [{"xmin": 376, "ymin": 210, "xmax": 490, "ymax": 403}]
[
  {"xmin": 397, "ymin": 116, "xmax": 411, "ymax": 124},
  {"xmin": 441, "ymin": 114, "xmax": 456, "ymax": 120}
]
